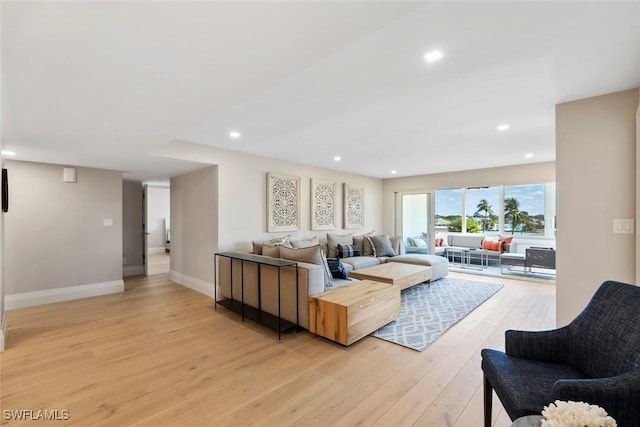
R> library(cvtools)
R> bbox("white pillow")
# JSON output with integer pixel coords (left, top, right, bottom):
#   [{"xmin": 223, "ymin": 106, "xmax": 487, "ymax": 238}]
[{"xmin": 413, "ymin": 238, "xmax": 427, "ymax": 247}]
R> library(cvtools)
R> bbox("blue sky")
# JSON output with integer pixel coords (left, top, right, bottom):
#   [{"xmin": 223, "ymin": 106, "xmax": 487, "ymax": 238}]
[{"xmin": 435, "ymin": 184, "xmax": 546, "ymax": 216}]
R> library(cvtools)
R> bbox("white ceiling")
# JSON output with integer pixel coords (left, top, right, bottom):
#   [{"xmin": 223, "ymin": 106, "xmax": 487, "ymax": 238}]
[{"xmin": 3, "ymin": 1, "xmax": 640, "ymax": 181}]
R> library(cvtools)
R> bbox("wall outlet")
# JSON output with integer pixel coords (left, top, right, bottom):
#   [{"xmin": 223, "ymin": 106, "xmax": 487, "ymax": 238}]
[
  {"xmin": 103, "ymin": 218, "xmax": 114, "ymax": 227},
  {"xmin": 613, "ymin": 218, "xmax": 634, "ymax": 234}
]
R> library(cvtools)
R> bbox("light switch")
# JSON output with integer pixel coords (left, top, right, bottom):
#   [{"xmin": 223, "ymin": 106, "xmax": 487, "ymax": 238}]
[
  {"xmin": 613, "ymin": 218, "xmax": 634, "ymax": 234},
  {"xmin": 103, "ymin": 218, "xmax": 114, "ymax": 227}
]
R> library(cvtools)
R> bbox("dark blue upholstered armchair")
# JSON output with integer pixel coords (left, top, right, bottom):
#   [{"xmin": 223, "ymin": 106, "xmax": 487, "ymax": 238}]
[{"xmin": 481, "ymin": 280, "xmax": 640, "ymax": 427}]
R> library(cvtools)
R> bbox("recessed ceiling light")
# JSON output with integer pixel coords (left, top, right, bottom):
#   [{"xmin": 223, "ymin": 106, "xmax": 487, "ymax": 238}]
[
  {"xmin": 391, "ymin": 170, "xmax": 398, "ymax": 175},
  {"xmin": 497, "ymin": 124, "xmax": 510, "ymax": 131},
  {"xmin": 525, "ymin": 153, "xmax": 534, "ymax": 158},
  {"xmin": 229, "ymin": 131, "xmax": 241, "ymax": 139},
  {"xmin": 424, "ymin": 50, "xmax": 443, "ymax": 63},
  {"xmin": 333, "ymin": 156, "xmax": 341, "ymax": 162},
  {"xmin": 1, "ymin": 150, "xmax": 16, "ymax": 156}
]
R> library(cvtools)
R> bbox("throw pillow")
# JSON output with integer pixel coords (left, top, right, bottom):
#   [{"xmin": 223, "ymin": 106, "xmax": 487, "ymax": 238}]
[
  {"xmin": 326, "ymin": 258, "xmax": 348, "ymax": 280},
  {"xmin": 482, "ymin": 240, "xmax": 502, "ymax": 252},
  {"xmin": 261, "ymin": 244, "xmax": 281, "ymax": 258},
  {"xmin": 389, "ymin": 236, "xmax": 405, "ymax": 255},
  {"xmin": 326, "ymin": 233, "xmax": 353, "ymax": 258},
  {"xmin": 353, "ymin": 230, "xmax": 376, "ymax": 255},
  {"xmin": 435, "ymin": 238, "xmax": 443, "ymax": 247},
  {"xmin": 279, "ymin": 244, "xmax": 332, "ymax": 289},
  {"xmin": 413, "ymin": 238, "xmax": 427, "ymax": 247},
  {"xmin": 367, "ymin": 235, "xmax": 397, "ymax": 257},
  {"xmin": 290, "ymin": 235, "xmax": 319, "ymax": 249},
  {"xmin": 252, "ymin": 235, "xmax": 291, "ymax": 255},
  {"xmin": 498, "ymin": 235, "xmax": 514, "ymax": 251},
  {"xmin": 336, "ymin": 243, "xmax": 360, "ymax": 258}
]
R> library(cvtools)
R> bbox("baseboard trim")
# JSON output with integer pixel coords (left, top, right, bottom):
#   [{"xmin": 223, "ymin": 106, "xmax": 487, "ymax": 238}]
[
  {"xmin": 5, "ymin": 280, "xmax": 125, "ymax": 310},
  {"xmin": 123, "ymin": 265, "xmax": 145, "ymax": 277},
  {"xmin": 148, "ymin": 247, "xmax": 166, "ymax": 254},
  {"xmin": 168, "ymin": 270, "xmax": 213, "ymax": 297}
]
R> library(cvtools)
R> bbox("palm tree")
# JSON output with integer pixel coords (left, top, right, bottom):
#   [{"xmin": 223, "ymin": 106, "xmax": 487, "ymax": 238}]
[
  {"xmin": 504, "ymin": 197, "xmax": 523, "ymax": 235},
  {"xmin": 474, "ymin": 199, "xmax": 494, "ymax": 233}
]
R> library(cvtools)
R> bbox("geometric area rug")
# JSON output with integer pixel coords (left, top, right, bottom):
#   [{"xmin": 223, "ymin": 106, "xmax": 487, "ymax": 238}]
[{"xmin": 371, "ymin": 277, "xmax": 503, "ymax": 351}]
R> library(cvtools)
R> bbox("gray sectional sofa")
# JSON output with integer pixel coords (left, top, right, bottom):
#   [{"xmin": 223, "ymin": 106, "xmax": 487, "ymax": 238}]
[
  {"xmin": 217, "ymin": 232, "xmax": 449, "ymax": 330},
  {"xmin": 324, "ymin": 231, "xmax": 449, "ymax": 281}
]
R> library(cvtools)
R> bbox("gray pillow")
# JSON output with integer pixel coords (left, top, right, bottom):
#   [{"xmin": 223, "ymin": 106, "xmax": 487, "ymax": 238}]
[
  {"xmin": 290, "ymin": 236, "xmax": 319, "ymax": 249},
  {"xmin": 413, "ymin": 238, "xmax": 427, "ymax": 247},
  {"xmin": 326, "ymin": 233, "xmax": 352, "ymax": 258},
  {"xmin": 279, "ymin": 244, "xmax": 332, "ymax": 288},
  {"xmin": 353, "ymin": 230, "xmax": 376, "ymax": 256},
  {"xmin": 389, "ymin": 236, "xmax": 406, "ymax": 255},
  {"xmin": 252, "ymin": 235, "xmax": 291, "ymax": 254},
  {"xmin": 367, "ymin": 235, "xmax": 397, "ymax": 257}
]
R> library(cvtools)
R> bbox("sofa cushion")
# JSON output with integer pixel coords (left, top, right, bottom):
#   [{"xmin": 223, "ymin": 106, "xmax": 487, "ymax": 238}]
[
  {"xmin": 337, "ymin": 243, "xmax": 360, "ymax": 258},
  {"xmin": 280, "ymin": 245, "xmax": 332, "ymax": 289},
  {"xmin": 353, "ymin": 230, "xmax": 376, "ymax": 255},
  {"xmin": 331, "ymin": 277, "xmax": 357, "ymax": 289},
  {"xmin": 291, "ymin": 235, "xmax": 319, "ymax": 248},
  {"xmin": 482, "ymin": 240, "xmax": 502, "ymax": 252},
  {"xmin": 390, "ymin": 236, "xmax": 406, "ymax": 255},
  {"xmin": 261, "ymin": 244, "xmax": 281, "ymax": 258},
  {"xmin": 341, "ymin": 256, "xmax": 381, "ymax": 270},
  {"xmin": 326, "ymin": 233, "xmax": 353, "ymax": 258},
  {"xmin": 448, "ymin": 234, "xmax": 484, "ymax": 249},
  {"xmin": 387, "ymin": 254, "xmax": 449, "ymax": 280},
  {"xmin": 252, "ymin": 235, "xmax": 291, "ymax": 254},
  {"xmin": 326, "ymin": 258, "xmax": 348, "ymax": 279},
  {"xmin": 367, "ymin": 235, "xmax": 397, "ymax": 257},
  {"xmin": 499, "ymin": 235, "xmax": 514, "ymax": 251},
  {"xmin": 413, "ymin": 238, "xmax": 427, "ymax": 247}
]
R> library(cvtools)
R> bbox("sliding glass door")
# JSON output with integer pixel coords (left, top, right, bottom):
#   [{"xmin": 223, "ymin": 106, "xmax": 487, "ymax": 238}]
[{"xmin": 396, "ymin": 191, "xmax": 432, "ymax": 254}]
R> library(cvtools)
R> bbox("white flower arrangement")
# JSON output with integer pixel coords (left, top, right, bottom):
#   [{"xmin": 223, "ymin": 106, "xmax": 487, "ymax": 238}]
[{"xmin": 541, "ymin": 400, "xmax": 617, "ymax": 427}]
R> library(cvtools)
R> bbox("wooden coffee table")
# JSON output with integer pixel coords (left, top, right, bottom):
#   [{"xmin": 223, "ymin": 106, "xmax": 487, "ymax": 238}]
[
  {"xmin": 348, "ymin": 263, "xmax": 432, "ymax": 290},
  {"xmin": 308, "ymin": 280, "xmax": 400, "ymax": 346}
]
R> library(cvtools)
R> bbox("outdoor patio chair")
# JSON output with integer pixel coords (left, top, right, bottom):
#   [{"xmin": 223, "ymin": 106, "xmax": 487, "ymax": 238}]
[{"xmin": 481, "ymin": 280, "xmax": 640, "ymax": 426}]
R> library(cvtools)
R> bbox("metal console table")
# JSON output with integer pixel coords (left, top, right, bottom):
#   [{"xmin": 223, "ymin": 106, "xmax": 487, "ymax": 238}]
[{"xmin": 214, "ymin": 252, "xmax": 299, "ymax": 340}]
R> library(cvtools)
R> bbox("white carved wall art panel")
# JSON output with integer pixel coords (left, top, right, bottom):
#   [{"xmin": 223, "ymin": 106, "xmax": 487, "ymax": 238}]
[
  {"xmin": 311, "ymin": 179, "xmax": 337, "ymax": 230},
  {"xmin": 267, "ymin": 173, "xmax": 300, "ymax": 232},
  {"xmin": 344, "ymin": 183, "xmax": 364, "ymax": 229}
]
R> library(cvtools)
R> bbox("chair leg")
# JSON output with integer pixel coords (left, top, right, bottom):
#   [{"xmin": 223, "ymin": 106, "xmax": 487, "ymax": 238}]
[{"xmin": 483, "ymin": 375, "xmax": 492, "ymax": 427}]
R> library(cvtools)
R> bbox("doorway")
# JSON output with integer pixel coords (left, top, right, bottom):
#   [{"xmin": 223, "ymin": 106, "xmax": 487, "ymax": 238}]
[
  {"xmin": 395, "ymin": 190, "xmax": 433, "ymax": 253},
  {"xmin": 143, "ymin": 184, "xmax": 170, "ymax": 276}
]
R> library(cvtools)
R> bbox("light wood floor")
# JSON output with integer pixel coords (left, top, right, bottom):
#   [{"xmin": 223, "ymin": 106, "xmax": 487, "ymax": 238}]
[
  {"xmin": 0, "ymin": 272, "xmax": 555, "ymax": 426},
  {"xmin": 147, "ymin": 251, "xmax": 170, "ymax": 275}
]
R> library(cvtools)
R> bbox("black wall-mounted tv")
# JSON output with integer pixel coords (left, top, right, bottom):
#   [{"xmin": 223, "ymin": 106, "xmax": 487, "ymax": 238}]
[{"xmin": 2, "ymin": 168, "xmax": 8, "ymax": 213}]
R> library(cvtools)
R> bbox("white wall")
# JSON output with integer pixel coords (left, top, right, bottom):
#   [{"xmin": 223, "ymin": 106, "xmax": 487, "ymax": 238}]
[
  {"xmin": 556, "ymin": 88, "xmax": 639, "ymax": 326},
  {"xmin": 170, "ymin": 166, "xmax": 218, "ymax": 296},
  {"xmin": 146, "ymin": 185, "xmax": 170, "ymax": 251},
  {"xmin": 159, "ymin": 141, "xmax": 384, "ymax": 295},
  {"xmin": 4, "ymin": 161, "xmax": 124, "ymax": 309},
  {"xmin": 122, "ymin": 180, "xmax": 144, "ymax": 277}
]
